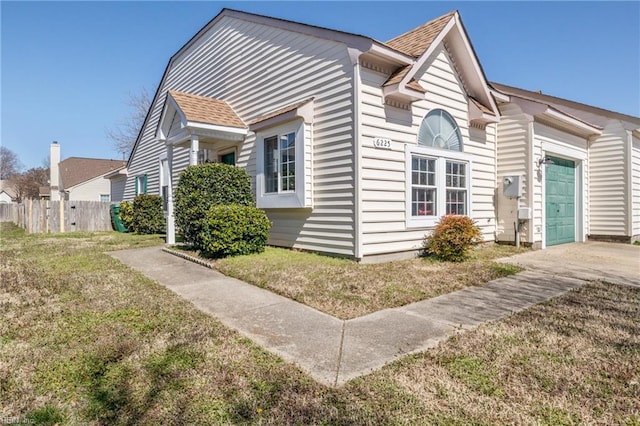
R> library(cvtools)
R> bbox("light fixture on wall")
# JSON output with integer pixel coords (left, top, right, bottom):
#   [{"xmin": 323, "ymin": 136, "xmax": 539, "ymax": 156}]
[{"xmin": 537, "ymin": 156, "xmax": 554, "ymax": 167}]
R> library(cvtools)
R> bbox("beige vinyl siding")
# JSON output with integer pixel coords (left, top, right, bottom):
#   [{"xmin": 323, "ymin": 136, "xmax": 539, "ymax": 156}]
[
  {"xmin": 126, "ymin": 15, "xmax": 356, "ymax": 255},
  {"xmin": 588, "ymin": 121, "xmax": 628, "ymax": 237},
  {"xmin": 632, "ymin": 135, "xmax": 640, "ymax": 237},
  {"xmin": 359, "ymin": 46, "xmax": 496, "ymax": 256},
  {"xmin": 67, "ymin": 175, "xmax": 112, "ymax": 202},
  {"xmin": 495, "ymin": 103, "xmax": 530, "ymax": 243}
]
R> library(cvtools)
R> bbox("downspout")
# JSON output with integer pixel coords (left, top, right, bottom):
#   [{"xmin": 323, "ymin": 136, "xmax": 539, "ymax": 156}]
[
  {"xmin": 349, "ymin": 48, "xmax": 363, "ymax": 261},
  {"xmin": 527, "ymin": 119, "xmax": 535, "ymax": 246},
  {"xmin": 626, "ymin": 129, "xmax": 633, "ymax": 238}
]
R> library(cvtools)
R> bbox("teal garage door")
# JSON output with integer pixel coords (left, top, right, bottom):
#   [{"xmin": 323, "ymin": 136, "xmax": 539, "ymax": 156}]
[{"xmin": 545, "ymin": 156, "xmax": 575, "ymax": 246}]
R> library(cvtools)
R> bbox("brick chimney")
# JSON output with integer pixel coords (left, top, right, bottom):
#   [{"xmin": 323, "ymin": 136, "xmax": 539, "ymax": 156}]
[{"xmin": 50, "ymin": 141, "xmax": 60, "ymax": 201}]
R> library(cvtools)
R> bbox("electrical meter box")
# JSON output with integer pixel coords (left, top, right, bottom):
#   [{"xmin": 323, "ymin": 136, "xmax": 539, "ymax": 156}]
[{"xmin": 503, "ymin": 175, "xmax": 522, "ymax": 198}]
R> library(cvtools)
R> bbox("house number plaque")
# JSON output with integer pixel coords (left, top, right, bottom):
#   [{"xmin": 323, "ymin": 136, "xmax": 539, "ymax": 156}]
[{"xmin": 373, "ymin": 138, "xmax": 392, "ymax": 149}]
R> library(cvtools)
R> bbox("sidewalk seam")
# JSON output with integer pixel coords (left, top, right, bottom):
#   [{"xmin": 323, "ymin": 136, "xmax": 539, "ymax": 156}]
[{"xmin": 333, "ymin": 320, "xmax": 346, "ymax": 387}]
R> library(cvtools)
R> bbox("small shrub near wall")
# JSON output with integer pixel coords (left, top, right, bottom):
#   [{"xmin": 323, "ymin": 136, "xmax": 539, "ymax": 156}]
[
  {"xmin": 198, "ymin": 204, "xmax": 271, "ymax": 258},
  {"xmin": 132, "ymin": 194, "xmax": 165, "ymax": 234},
  {"xmin": 174, "ymin": 163, "xmax": 254, "ymax": 246},
  {"xmin": 424, "ymin": 215, "xmax": 482, "ymax": 262},
  {"xmin": 119, "ymin": 201, "xmax": 134, "ymax": 232}
]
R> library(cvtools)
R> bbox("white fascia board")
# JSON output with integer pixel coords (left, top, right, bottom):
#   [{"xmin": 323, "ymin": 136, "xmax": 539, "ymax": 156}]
[
  {"xmin": 186, "ymin": 122, "xmax": 248, "ymax": 135},
  {"xmin": 382, "ymin": 83, "xmax": 425, "ymax": 103},
  {"xmin": 490, "ymin": 88, "xmax": 510, "ymax": 103},
  {"xmin": 368, "ymin": 42, "xmax": 414, "ymax": 65},
  {"xmin": 544, "ymin": 108, "xmax": 602, "ymax": 136},
  {"xmin": 469, "ymin": 100, "xmax": 500, "ymax": 123},
  {"xmin": 450, "ymin": 15, "xmax": 500, "ymax": 115}
]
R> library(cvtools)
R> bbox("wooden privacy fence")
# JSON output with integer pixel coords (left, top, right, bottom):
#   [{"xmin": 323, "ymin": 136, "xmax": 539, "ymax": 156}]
[{"xmin": 0, "ymin": 199, "xmax": 113, "ymax": 234}]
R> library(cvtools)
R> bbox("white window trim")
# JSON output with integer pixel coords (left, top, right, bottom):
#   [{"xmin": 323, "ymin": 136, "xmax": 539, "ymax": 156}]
[
  {"xmin": 405, "ymin": 144, "xmax": 472, "ymax": 228},
  {"xmin": 135, "ymin": 175, "xmax": 147, "ymax": 195},
  {"xmin": 256, "ymin": 119, "xmax": 308, "ymax": 209}
]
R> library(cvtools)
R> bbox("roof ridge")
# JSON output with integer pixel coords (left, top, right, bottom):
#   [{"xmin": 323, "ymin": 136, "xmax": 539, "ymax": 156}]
[{"xmin": 61, "ymin": 156, "xmax": 126, "ymax": 163}]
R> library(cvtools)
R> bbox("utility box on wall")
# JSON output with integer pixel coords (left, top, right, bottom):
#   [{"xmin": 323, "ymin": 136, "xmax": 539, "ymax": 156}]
[
  {"xmin": 518, "ymin": 207, "xmax": 532, "ymax": 220},
  {"xmin": 502, "ymin": 175, "xmax": 522, "ymax": 198}
]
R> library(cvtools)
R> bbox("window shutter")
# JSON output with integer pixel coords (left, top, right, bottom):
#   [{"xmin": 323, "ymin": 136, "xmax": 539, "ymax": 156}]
[{"xmin": 143, "ymin": 174, "xmax": 148, "ymax": 193}]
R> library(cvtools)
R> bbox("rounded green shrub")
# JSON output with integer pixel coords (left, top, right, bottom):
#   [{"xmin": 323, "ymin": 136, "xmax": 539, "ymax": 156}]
[
  {"xmin": 423, "ymin": 215, "xmax": 482, "ymax": 262},
  {"xmin": 174, "ymin": 163, "xmax": 254, "ymax": 245},
  {"xmin": 119, "ymin": 200, "xmax": 134, "ymax": 232},
  {"xmin": 199, "ymin": 204, "xmax": 271, "ymax": 258},
  {"xmin": 132, "ymin": 194, "xmax": 165, "ymax": 234}
]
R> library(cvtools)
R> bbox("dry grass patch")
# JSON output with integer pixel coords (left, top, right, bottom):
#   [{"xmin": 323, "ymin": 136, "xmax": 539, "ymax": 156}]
[
  {"xmin": 3, "ymin": 223, "xmax": 637, "ymax": 425},
  {"xmin": 212, "ymin": 244, "xmax": 525, "ymax": 319},
  {"xmin": 346, "ymin": 281, "xmax": 640, "ymax": 425}
]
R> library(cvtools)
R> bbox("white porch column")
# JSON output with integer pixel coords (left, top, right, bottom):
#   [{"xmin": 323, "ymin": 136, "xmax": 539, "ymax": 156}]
[
  {"xmin": 189, "ymin": 134, "xmax": 199, "ymax": 166},
  {"xmin": 165, "ymin": 141, "xmax": 176, "ymax": 245}
]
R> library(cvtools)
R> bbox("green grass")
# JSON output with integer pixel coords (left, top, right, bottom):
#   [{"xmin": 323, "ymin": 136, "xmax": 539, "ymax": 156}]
[
  {"xmin": 207, "ymin": 244, "xmax": 528, "ymax": 319},
  {"xmin": 2, "ymin": 222, "xmax": 639, "ymax": 424}
]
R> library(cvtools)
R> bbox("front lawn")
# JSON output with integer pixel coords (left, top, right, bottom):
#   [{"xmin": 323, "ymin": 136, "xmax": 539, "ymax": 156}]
[
  {"xmin": 2, "ymin": 223, "xmax": 638, "ymax": 424},
  {"xmin": 212, "ymin": 244, "xmax": 525, "ymax": 319}
]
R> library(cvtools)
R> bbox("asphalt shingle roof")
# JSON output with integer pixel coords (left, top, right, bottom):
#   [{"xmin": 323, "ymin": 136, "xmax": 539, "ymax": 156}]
[
  {"xmin": 59, "ymin": 158, "xmax": 126, "ymax": 189},
  {"xmin": 385, "ymin": 11, "xmax": 456, "ymax": 58},
  {"xmin": 169, "ymin": 90, "xmax": 246, "ymax": 129}
]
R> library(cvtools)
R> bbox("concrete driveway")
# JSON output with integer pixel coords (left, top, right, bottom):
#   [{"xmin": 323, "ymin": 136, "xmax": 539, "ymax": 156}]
[{"xmin": 498, "ymin": 241, "xmax": 639, "ymax": 288}]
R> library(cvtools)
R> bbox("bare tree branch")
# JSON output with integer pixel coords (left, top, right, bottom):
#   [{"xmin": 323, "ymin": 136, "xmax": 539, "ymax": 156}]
[
  {"xmin": 0, "ymin": 146, "xmax": 23, "ymax": 180},
  {"xmin": 12, "ymin": 167, "xmax": 49, "ymax": 202},
  {"xmin": 106, "ymin": 88, "xmax": 151, "ymax": 159}
]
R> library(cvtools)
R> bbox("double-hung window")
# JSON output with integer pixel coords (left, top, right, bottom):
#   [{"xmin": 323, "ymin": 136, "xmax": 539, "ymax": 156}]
[
  {"xmin": 411, "ymin": 157, "xmax": 436, "ymax": 216},
  {"xmin": 264, "ymin": 132, "xmax": 295, "ymax": 194},
  {"xmin": 252, "ymin": 100, "xmax": 314, "ymax": 209},
  {"xmin": 407, "ymin": 109, "xmax": 470, "ymax": 227},
  {"xmin": 445, "ymin": 161, "xmax": 467, "ymax": 215}
]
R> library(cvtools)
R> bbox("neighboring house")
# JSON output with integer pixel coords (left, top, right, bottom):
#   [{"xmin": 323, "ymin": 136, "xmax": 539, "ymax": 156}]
[
  {"xmin": 125, "ymin": 8, "xmax": 640, "ymax": 261},
  {"xmin": 39, "ymin": 186, "xmax": 50, "ymax": 200},
  {"xmin": 0, "ymin": 180, "xmax": 17, "ymax": 204},
  {"xmin": 48, "ymin": 142, "xmax": 126, "ymax": 202},
  {"xmin": 491, "ymin": 83, "xmax": 640, "ymax": 246}
]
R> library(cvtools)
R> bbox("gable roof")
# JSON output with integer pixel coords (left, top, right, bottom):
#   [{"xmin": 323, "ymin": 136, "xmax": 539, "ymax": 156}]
[
  {"xmin": 386, "ymin": 11, "xmax": 456, "ymax": 57},
  {"xmin": 59, "ymin": 157, "xmax": 126, "ymax": 189},
  {"xmin": 383, "ymin": 11, "xmax": 498, "ymax": 116},
  {"xmin": 129, "ymin": 8, "xmax": 500, "ymax": 166},
  {"xmin": 168, "ymin": 90, "xmax": 246, "ymax": 129},
  {"xmin": 491, "ymin": 82, "xmax": 640, "ymax": 129}
]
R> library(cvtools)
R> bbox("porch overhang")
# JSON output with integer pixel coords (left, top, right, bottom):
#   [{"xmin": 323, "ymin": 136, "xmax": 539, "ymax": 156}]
[{"xmin": 156, "ymin": 90, "xmax": 248, "ymax": 146}]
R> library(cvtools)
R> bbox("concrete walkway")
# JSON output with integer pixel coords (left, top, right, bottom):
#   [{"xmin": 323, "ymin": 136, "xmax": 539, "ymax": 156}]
[{"xmin": 108, "ymin": 243, "xmax": 637, "ymax": 386}]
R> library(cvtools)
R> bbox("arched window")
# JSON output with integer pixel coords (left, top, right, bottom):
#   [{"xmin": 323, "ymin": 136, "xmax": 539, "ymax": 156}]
[{"xmin": 417, "ymin": 109, "xmax": 463, "ymax": 151}]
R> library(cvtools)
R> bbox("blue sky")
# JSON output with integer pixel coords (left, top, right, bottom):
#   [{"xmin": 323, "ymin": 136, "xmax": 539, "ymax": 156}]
[{"xmin": 2, "ymin": 1, "xmax": 639, "ymax": 170}]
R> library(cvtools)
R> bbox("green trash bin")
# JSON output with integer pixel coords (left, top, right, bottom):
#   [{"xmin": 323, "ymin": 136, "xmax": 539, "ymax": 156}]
[{"xmin": 111, "ymin": 203, "xmax": 127, "ymax": 232}]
